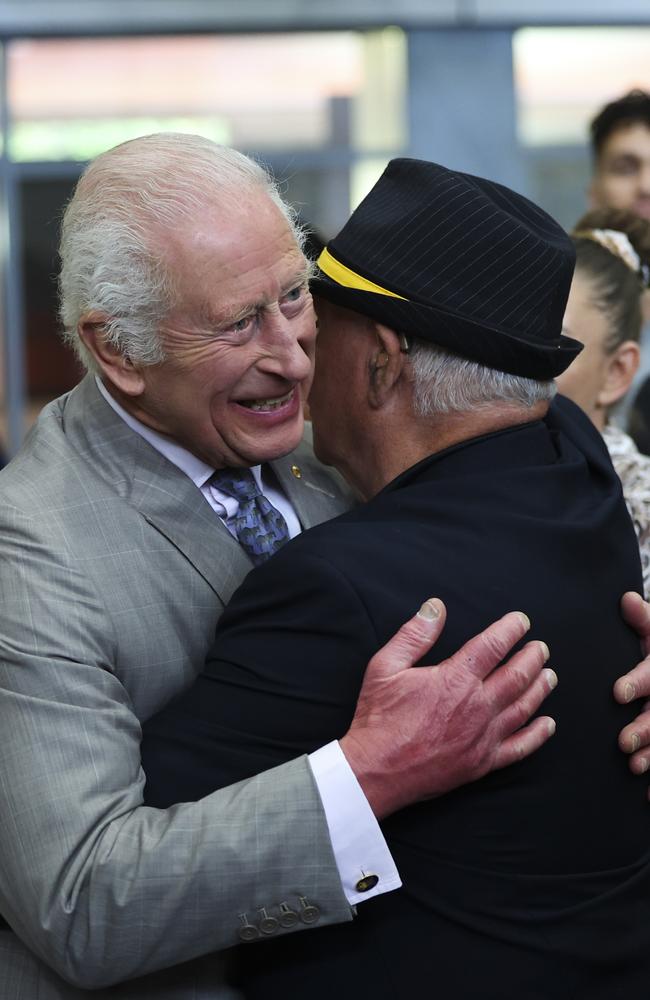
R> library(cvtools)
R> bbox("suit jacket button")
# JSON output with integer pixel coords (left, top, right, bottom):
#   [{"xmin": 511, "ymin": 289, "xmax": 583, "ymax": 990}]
[
  {"xmin": 298, "ymin": 896, "xmax": 320, "ymax": 924},
  {"xmin": 238, "ymin": 915, "xmax": 260, "ymax": 942},
  {"xmin": 279, "ymin": 902, "xmax": 299, "ymax": 928},
  {"xmin": 259, "ymin": 908, "xmax": 279, "ymax": 935},
  {"xmin": 355, "ymin": 874, "xmax": 379, "ymax": 892}
]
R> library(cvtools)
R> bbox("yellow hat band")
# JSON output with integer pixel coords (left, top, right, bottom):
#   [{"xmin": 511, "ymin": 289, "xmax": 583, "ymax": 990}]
[{"xmin": 316, "ymin": 247, "xmax": 407, "ymax": 300}]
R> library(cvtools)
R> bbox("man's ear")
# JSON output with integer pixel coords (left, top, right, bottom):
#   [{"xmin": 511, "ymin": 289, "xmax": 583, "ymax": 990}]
[
  {"xmin": 597, "ymin": 340, "xmax": 641, "ymax": 410},
  {"xmin": 78, "ymin": 312, "xmax": 145, "ymax": 396},
  {"xmin": 367, "ymin": 323, "xmax": 409, "ymax": 409}
]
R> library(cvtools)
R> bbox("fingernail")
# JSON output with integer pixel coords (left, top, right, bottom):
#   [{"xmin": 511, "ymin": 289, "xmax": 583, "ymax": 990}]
[
  {"xmin": 516, "ymin": 612, "xmax": 530, "ymax": 631},
  {"xmin": 638, "ymin": 757, "xmax": 648, "ymax": 774},
  {"xmin": 417, "ymin": 599, "xmax": 440, "ymax": 621},
  {"xmin": 630, "ymin": 733, "xmax": 641, "ymax": 752},
  {"xmin": 546, "ymin": 718, "xmax": 556, "ymax": 736},
  {"xmin": 539, "ymin": 641, "xmax": 550, "ymax": 662},
  {"xmin": 624, "ymin": 682, "xmax": 636, "ymax": 704},
  {"xmin": 544, "ymin": 668, "xmax": 558, "ymax": 690}
]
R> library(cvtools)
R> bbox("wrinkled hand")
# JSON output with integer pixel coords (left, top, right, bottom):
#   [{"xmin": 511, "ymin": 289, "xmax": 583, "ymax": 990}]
[
  {"xmin": 339, "ymin": 598, "xmax": 557, "ymax": 819},
  {"xmin": 616, "ymin": 592, "xmax": 650, "ymax": 777}
]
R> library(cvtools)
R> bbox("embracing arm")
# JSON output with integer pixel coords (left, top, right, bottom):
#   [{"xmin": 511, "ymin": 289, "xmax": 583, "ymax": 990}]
[
  {"xmin": 340, "ymin": 599, "xmax": 555, "ymax": 819},
  {"xmin": 0, "ymin": 495, "xmax": 556, "ymax": 990},
  {"xmin": 0, "ymin": 511, "xmax": 352, "ymax": 988},
  {"xmin": 0, "ymin": 508, "xmax": 551, "ymax": 990},
  {"xmin": 143, "ymin": 545, "xmax": 555, "ymax": 821}
]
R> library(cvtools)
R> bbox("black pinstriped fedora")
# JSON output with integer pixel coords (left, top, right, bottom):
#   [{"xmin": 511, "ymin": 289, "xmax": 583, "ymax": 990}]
[{"xmin": 311, "ymin": 158, "xmax": 582, "ymax": 379}]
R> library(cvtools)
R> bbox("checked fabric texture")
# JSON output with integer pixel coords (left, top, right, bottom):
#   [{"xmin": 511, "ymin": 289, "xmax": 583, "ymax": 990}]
[{"xmin": 212, "ymin": 467, "xmax": 290, "ymax": 565}]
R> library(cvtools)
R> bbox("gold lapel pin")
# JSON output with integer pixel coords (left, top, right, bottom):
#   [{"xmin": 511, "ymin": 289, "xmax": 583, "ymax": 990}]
[{"xmin": 291, "ymin": 464, "xmax": 302, "ymax": 479}]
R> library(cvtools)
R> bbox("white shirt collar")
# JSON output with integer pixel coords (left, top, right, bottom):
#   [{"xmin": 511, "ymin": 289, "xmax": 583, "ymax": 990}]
[{"xmin": 95, "ymin": 376, "xmax": 264, "ymax": 490}]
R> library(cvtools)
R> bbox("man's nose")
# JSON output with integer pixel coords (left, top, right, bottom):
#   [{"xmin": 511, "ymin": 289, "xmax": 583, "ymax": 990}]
[{"xmin": 260, "ymin": 313, "xmax": 315, "ymax": 382}]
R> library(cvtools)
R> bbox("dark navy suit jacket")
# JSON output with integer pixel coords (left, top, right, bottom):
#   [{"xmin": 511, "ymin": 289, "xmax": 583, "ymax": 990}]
[{"xmin": 143, "ymin": 397, "xmax": 650, "ymax": 999}]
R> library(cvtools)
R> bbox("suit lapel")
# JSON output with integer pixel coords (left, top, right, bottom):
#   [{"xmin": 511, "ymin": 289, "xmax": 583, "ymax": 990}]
[
  {"xmin": 62, "ymin": 379, "xmax": 350, "ymax": 598},
  {"xmin": 62, "ymin": 376, "xmax": 253, "ymax": 602},
  {"xmin": 271, "ymin": 439, "xmax": 354, "ymax": 530},
  {"xmin": 132, "ymin": 468, "xmax": 253, "ymax": 604}
]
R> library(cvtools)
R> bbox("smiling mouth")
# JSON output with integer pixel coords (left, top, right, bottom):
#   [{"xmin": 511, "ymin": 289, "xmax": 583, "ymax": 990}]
[{"xmin": 238, "ymin": 387, "xmax": 295, "ymax": 412}]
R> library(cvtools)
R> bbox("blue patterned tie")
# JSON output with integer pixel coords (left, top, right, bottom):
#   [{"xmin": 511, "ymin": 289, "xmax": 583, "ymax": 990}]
[{"xmin": 212, "ymin": 468, "xmax": 290, "ymax": 565}]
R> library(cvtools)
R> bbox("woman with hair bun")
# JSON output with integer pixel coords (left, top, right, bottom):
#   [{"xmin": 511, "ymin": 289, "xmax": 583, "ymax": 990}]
[{"xmin": 557, "ymin": 208, "xmax": 650, "ymax": 594}]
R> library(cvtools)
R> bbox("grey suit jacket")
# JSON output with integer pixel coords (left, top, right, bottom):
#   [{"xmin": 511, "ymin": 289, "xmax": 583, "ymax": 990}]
[{"xmin": 0, "ymin": 376, "xmax": 354, "ymax": 999}]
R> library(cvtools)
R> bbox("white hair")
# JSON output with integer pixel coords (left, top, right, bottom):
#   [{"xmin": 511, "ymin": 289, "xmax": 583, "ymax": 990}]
[
  {"xmin": 58, "ymin": 132, "xmax": 304, "ymax": 374},
  {"xmin": 407, "ymin": 338, "xmax": 556, "ymax": 416}
]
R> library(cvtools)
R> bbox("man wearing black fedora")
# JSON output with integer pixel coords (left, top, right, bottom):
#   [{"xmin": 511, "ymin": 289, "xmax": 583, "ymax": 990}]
[{"xmin": 143, "ymin": 159, "xmax": 650, "ymax": 997}]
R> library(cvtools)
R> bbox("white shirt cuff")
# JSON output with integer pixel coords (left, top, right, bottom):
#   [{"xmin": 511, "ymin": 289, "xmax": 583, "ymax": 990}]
[{"xmin": 308, "ymin": 741, "xmax": 402, "ymax": 906}]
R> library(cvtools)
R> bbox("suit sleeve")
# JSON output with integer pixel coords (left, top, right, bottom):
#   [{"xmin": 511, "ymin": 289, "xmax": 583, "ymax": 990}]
[
  {"xmin": 142, "ymin": 537, "xmax": 380, "ymax": 809},
  {"xmin": 0, "ymin": 508, "xmax": 353, "ymax": 989}
]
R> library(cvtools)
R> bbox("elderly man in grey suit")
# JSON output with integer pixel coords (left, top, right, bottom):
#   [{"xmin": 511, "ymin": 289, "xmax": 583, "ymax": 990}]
[{"xmin": 0, "ymin": 132, "xmax": 616, "ymax": 999}]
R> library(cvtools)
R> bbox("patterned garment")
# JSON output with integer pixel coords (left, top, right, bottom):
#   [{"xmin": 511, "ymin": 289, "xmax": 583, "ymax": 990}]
[
  {"xmin": 604, "ymin": 424, "xmax": 650, "ymax": 598},
  {"xmin": 212, "ymin": 468, "xmax": 290, "ymax": 565}
]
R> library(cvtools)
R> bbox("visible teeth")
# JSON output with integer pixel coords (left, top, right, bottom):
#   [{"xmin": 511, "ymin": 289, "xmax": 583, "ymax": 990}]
[{"xmin": 242, "ymin": 389, "xmax": 293, "ymax": 412}]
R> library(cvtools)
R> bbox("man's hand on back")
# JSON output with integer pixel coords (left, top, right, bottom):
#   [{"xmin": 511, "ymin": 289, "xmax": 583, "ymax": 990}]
[
  {"xmin": 616, "ymin": 591, "xmax": 650, "ymax": 780},
  {"xmin": 339, "ymin": 599, "xmax": 557, "ymax": 819}
]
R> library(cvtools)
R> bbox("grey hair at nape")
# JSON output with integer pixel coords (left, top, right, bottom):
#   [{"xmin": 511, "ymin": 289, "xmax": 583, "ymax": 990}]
[
  {"xmin": 58, "ymin": 133, "xmax": 304, "ymax": 374},
  {"xmin": 407, "ymin": 338, "xmax": 556, "ymax": 417}
]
